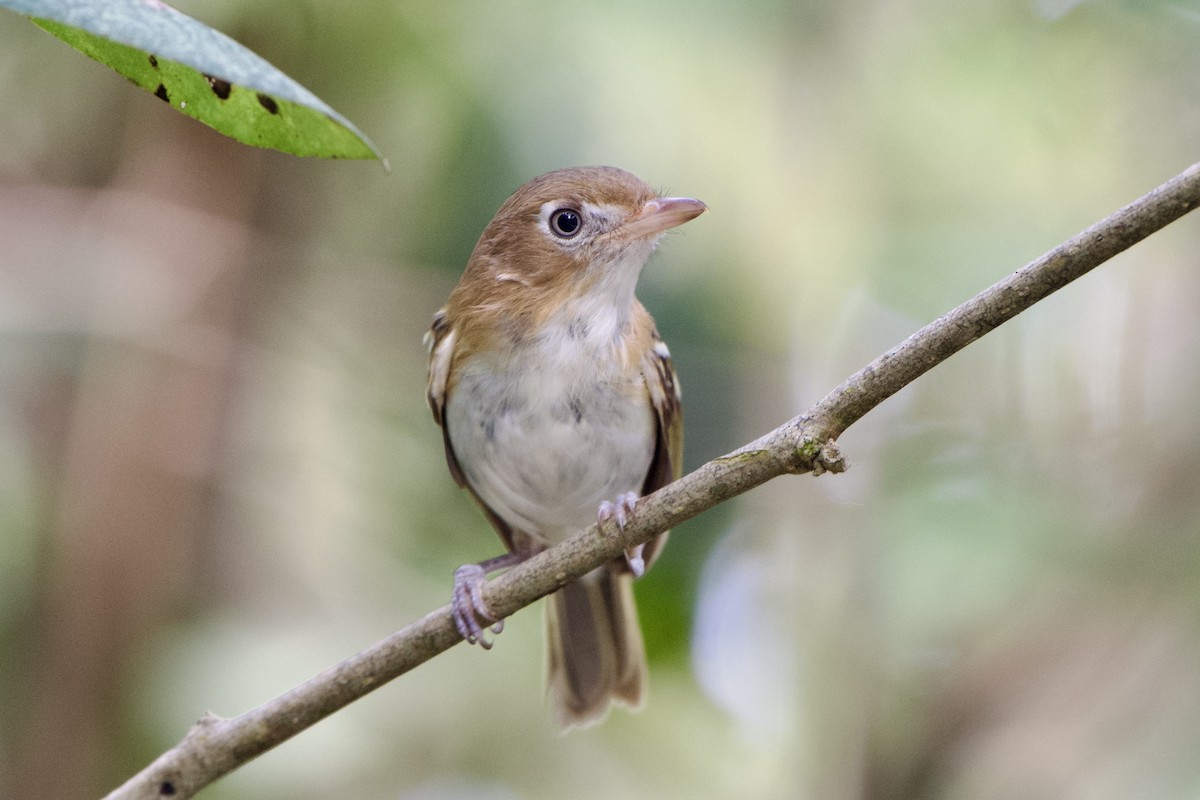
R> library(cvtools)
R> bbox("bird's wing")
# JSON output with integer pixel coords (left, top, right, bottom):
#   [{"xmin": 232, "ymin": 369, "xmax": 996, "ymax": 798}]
[
  {"xmin": 425, "ymin": 308, "xmax": 521, "ymax": 553},
  {"xmin": 424, "ymin": 308, "xmax": 467, "ymax": 480},
  {"xmin": 637, "ymin": 326, "xmax": 684, "ymax": 573}
]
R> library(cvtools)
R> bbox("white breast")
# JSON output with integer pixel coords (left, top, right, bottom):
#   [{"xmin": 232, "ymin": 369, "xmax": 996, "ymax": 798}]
[{"xmin": 445, "ymin": 306, "xmax": 655, "ymax": 544}]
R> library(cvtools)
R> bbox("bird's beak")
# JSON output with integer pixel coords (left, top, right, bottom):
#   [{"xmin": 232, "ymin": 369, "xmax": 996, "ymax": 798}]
[{"xmin": 622, "ymin": 197, "xmax": 707, "ymax": 239}]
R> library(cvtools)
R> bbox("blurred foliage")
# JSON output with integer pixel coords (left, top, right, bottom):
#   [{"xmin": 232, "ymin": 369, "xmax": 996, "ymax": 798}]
[{"xmin": 3, "ymin": 0, "xmax": 1200, "ymax": 798}]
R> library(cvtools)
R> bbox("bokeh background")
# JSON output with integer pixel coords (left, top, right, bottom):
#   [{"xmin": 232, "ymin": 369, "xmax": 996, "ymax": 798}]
[{"xmin": 3, "ymin": 1, "xmax": 1200, "ymax": 797}]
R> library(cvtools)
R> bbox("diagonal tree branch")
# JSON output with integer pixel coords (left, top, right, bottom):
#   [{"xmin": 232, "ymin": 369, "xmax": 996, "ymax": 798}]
[{"xmin": 104, "ymin": 162, "xmax": 1200, "ymax": 800}]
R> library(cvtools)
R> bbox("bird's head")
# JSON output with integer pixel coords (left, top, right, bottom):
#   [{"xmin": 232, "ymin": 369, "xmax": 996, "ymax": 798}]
[{"xmin": 461, "ymin": 167, "xmax": 706, "ymax": 310}]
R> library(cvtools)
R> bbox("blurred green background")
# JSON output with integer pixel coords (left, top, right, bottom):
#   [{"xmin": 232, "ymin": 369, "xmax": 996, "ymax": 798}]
[{"xmin": 3, "ymin": 1, "xmax": 1200, "ymax": 798}]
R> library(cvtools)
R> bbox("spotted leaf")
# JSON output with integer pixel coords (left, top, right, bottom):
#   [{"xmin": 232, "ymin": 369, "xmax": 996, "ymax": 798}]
[{"xmin": 2, "ymin": 0, "xmax": 386, "ymax": 164}]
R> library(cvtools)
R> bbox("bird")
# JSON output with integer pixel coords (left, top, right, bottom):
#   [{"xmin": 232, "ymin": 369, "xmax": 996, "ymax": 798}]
[{"xmin": 424, "ymin": 166, "xmax": 706, "ymax": 729}]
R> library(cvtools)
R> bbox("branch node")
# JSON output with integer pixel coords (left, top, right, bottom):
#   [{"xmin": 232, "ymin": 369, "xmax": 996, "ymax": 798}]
[
  {"xmin": 187, "ymin": 711, "xmax": 226, "ymax": 739},
  {"xmin": 784, "ymin": 436, "xmax": 846, "ymax": 476},
  {"xmin": 811, "ymin": 440, "xmax": 847, "ymax": 476}
]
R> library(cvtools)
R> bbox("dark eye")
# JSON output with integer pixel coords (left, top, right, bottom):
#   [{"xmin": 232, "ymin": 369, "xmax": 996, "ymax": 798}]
[{"xmin": 549, "ymin": 208, "xmax": 582, "ymax": 238}]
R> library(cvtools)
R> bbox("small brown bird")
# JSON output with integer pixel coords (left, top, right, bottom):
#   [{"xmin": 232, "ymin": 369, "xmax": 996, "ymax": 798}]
[{"xmin": 425, "ymin": 166, "xmax": 706, "ymax": 729}]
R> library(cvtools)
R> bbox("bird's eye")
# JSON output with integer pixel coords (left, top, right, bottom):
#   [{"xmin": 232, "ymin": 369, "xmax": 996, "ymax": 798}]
[{"xmin": 549, "ymin": 208, "xmax": 583, "ymax": 238}]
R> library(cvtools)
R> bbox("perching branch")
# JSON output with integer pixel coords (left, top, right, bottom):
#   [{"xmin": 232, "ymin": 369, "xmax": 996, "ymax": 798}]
[{"xmin": 104, "ymin": 162, "xmax": 1200, "ymax": 800}]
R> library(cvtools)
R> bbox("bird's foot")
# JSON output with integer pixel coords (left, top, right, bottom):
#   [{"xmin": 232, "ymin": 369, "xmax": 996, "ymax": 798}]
[
  {"xmin": 452, "ymin": 563, "xmax": 504, "ymax": 648},
  {"xmin": 597, "ymin": 491, "xmax": 646, "ymax": 577},
  {"xmin": 597, "ymin": 491, "xmax": 639, "ymax": 529},
  {"xmin": 624, "ymin": 543, "xmax": 647, "ymax": 578}
]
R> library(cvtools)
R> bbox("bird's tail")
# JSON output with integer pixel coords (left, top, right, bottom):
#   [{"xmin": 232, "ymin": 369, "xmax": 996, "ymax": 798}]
[{"xmin": 545, "ymin": 566, "xmax": 646, "ymax": 730}]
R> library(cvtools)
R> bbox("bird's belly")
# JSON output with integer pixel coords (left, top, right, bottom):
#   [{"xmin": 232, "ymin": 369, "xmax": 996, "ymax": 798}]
[{"xmin": 446, "ymin": 365, "xmax": 655, "ymax": 544}]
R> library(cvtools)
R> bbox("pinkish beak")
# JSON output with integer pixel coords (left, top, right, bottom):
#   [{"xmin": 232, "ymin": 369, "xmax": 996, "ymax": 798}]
[{"xmin": 622, "ymin": 196, "xmax": 707, "ymax": 239}]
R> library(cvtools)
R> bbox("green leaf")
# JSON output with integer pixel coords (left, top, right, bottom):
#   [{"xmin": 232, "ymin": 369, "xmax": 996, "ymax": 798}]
[{"xmin": 1, "ymin": 0, "xmax": 386, "ymax": 164}]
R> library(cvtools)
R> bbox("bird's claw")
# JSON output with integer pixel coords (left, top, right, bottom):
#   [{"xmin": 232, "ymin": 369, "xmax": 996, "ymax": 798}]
[
  {"xmin": 597, "ymin": 492, "xmax": 646, "ymax": 576},
  {"xmin": 624, "ymin": 543, "xmax": 646, "ymax": 578},
  {"xmin": 452, "ymin": 564, "xmax": 503, "ymax": 648},
  {"xmin": 597, "ymin": 491, "xmax": 639, "ymax": 530}
]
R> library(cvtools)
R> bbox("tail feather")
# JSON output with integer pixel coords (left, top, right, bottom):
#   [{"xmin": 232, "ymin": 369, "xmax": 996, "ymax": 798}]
[{"xmin": 546, "ymin": 566, "xmax": 646, "ymax": 730}]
